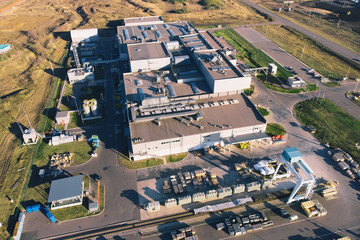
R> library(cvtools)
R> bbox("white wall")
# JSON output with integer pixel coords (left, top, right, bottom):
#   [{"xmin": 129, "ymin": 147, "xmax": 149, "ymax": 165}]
[
  {"xmin": 71, "ymin": 28, "xmax": 99, "ymax": 43},
  {"xmin": 213, "ymin": 76, "xmax": 251, "ymax": 93},
  {"xmin": 130, "ymin": 123, "xmax": 266, "ymax": 160},
  {"xmin": 130, "ymin": 57, "xmax": 170, "ymax": 72}
]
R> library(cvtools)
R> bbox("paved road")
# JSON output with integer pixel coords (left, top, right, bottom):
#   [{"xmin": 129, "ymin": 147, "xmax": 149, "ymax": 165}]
[
  {"xmin": 241, "ymin": 0, "xmax": 360, "ymax": 63},
  {"xmin": 22, "ymin": 38, "xmax": 141, "ymax": 239},
  {"xmin": 235, "ymin": 27, "xmax": 360, "ymax": 120},
  {"xmin": 108, "ymin": 79, "xmax": 360, "ymax": 240}
]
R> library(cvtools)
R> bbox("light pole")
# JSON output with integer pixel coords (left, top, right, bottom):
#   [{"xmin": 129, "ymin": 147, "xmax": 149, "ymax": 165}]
[
  {"xmin": 354, "ymin": 78, "xmax": 360, "ymax": 93},
  {"xmin": 322, "ymin": 126, "xmax": 328, "ymax": 143}
]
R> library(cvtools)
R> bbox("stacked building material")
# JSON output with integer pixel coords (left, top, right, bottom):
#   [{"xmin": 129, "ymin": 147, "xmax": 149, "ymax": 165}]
[
  {"xmin": 178, "ymin": 195, "xmax": 192, "ymax": 205},
  {"xmin": 165, "ymin": 198, "xmax": 177, "ymax": 208},
  {"xmin": 192, "ymin": 192, "xmax": 206, "ymax": 202},
  {"xmin": 217, "ymin": 187, "xmax": 233, "ymax": 198}
]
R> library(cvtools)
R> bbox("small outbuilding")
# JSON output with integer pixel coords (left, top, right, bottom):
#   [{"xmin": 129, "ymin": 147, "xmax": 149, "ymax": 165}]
[
  {"xmin": 0, "ymin": 44, "xmax": 11, "ymax": 54},
  {"xmin": 48, "ymin": 175, "xmax": 84, "ymax": 210},
  {"xmin": 55, "ymin": 111, "xmax": 70, "ymax": 125},
  {"xmin": 70, "ymin": 28, "xmax": 99, "ymax": 43},
  {"xmin": 288, "ymin": 76, "xmax": 306, "ymax": 88}
]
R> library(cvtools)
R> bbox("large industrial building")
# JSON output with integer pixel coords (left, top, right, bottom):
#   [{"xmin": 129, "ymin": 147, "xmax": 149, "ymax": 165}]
[{"xmin": 117, "ymin": 16, "xmax": 268, "ymax": 160}]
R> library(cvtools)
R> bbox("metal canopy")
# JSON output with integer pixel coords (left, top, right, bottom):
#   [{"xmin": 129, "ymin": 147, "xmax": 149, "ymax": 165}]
[{"xmin": 48, "ymin": 175, "xmax": 83, "ymax": 202}]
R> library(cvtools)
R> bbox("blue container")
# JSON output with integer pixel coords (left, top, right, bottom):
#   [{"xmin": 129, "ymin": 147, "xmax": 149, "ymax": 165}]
[
  {"xmin": 49, "ymin": 215, "xmax": 56, "ymax": 223},
  {"xmin": 25, "ymin": 206, "xmax": 33, "ymax": 213},
  {"xmin": 43, "ymin": 207, "xmax": 50, "ymax": 214},
  {"xmin": 31, "ymin": 204, "xmax": 41, "ymax": 212}
]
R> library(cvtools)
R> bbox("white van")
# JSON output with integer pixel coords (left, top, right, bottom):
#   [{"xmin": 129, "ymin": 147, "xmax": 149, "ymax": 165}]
[{"xmin": 289, "ymin": 215, "xmax": 298, "ymax": 221}]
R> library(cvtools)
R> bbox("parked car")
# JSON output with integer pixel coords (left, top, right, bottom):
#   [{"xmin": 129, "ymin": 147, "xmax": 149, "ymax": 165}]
[
  {"xmin": 289, "ymin": 215, "xmax": 298, "ymax": 221},
  {"xmin": 280, "ymin": 208, "xmax": 288, "ymax": 217}
]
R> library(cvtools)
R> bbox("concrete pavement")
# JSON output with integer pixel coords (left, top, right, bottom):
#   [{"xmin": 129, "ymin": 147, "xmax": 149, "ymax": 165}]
[
  {"xmin": 241, "ymin": 0, "xmax": 360, "ymax": 63},
  {"xmin": 234, "ymin": 27, "xmax": 360, "ymax": 120}
]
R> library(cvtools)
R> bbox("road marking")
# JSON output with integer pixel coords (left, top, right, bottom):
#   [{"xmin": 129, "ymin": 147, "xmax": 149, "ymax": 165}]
[{"xmin": 0, "ymin": 0, "xmax": 24, "ymax": 13}]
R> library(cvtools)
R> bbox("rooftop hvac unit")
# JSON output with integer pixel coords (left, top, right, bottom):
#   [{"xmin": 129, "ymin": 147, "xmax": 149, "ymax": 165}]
[
  {"xmin": 142, "ymin": 31, "xmax": 149, "ymax": 40},
  {"xmin": 123, "ymin": 29, "xmax": 130, "ymax": 40},
  {"xmin": 155, "ymin": 30, "xmax": 162, "ymax": 38},
  {"xmin": 137, "ymin": 88, "xmax": 145, "ymax": 101},
  {"xmin": 167, "ymin": 29, "xmax": 175, "ymax": 37},
  {"xmin": 180, "ymin": 28, "xmax": 187, "ymax": 35},
  {"xmin": 190, "ymin": 82, "xmax": 200, "ymax": 94},
  {"xmin": 167, "ymin": 85, "xmax": 176, "ymax": 97}
]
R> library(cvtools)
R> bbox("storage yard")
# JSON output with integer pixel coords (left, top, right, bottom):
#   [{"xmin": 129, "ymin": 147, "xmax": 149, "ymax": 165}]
[{"xmin": 137, "ymin": 149, "xmax": 299, "ymax": 220}]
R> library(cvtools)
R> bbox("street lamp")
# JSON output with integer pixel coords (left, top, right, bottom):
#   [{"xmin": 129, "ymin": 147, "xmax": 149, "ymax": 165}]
[
  {"xmin": 322, "ymin": 126, "xmax": 328, "ymax": 143},
  {"xmin": 354, "ymin": 78, "xmax": 360, "ymax": 93}
]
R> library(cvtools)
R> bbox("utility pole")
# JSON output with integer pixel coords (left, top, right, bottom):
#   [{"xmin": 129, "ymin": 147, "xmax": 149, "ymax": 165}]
[
  {"xmin": 354, "ymin": 79, "xmax": 360, "ymax": 93},
  {"xmin": 300, "ymin": 43, "xmax": 306, "ymax": 59},
  {"xmin": 48, "ymin": 59, "xmax": 55, "ymax": 75},
  {"xmin": 337, "ymin": 19, "xmax": 341, "ymax": 28},
  {"xmin": 22, "ymin": 104, "xmax": 32, "ymax": 128},
  {"xmin": 345, "ymin": 65, "xmax": 350, "ymax": 79}
]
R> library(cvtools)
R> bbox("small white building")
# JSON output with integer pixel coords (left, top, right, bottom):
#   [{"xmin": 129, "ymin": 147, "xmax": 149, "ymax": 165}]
[
  {"xmin": 70, "ymin": 28, "xmax": 99, "ymax": 43},
  {"xmin": 50, "ymin": 134, "xmax": 74, "ymax": 146},
  {"xmin": 48, "ymin": 175, "xmax": 84, "ymax": 210},
  {"xmin": 67, "ymin": 66, "xmax": 94, "ymax": 84},
  {"xmin": 0, "ymin": 44, "xmax": 11, "ymax": 54},
  {"xmin": 23, "ymin": 128, "xmax": 38, "ymax": 145},
  {"xmin": 55, "ymin": 111, "xmax": 70, "ymax": 125},
  {"xmin": 268, "ymin": 63, "xmax": 278, "ymax": 75},
  {"xmin": 128, "ymin": 42, "xmax": 171, "ymax": 72},
  {"xmin": 288, "ymin": 76, "xmax": 306, "ymax": 88}
]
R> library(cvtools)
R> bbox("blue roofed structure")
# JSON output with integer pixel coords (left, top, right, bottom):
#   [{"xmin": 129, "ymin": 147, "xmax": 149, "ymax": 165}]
[
  {"xmin": 0, "ymin": 44, "xmax": 11, "ymax": 53},
  {"xmin": 283, "ymin": 147, "xmax": 302, "ymax": 163}
]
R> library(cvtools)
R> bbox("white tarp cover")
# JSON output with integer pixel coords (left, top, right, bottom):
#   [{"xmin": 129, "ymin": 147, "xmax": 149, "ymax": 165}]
[{"xmin": 254, "ymin": 160, "xmax": 268, "ymax": 171}]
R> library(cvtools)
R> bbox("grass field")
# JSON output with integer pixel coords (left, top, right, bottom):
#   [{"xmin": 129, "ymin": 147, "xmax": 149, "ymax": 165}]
[
  {"xmin": 257, "ymin": 1, "xmax": 360, "ymax": 55},
  {"xmin": 119, "ymin": 151, "xmax": 164, "ymax": 169},
  {"xmin": 256, "ymin": 107, "xmax": 270, "ymax": 116},
  {"xmin": 243, "ymin": 85, "xmax": 255, "ymax": 96},
  {"xmin": 295, "ymin": 99, "xmax": 360, "ymax": 162},
  {"xmin": 213, "ymin": 29, "xmax": 292, "ymax": 82},
  {"xmin": 256, "ymin": 25, "xmax": 360, "ymax": 80},
  {"xmin": 266, "ymin": 123, "xmax": 286, "ymax": 136},
  {"xmin": 35, "ymin": 141, "xmax": 92, "ymax": 167},
  {"xmin": 165, "ymin": 152, "xmax": 188, "ymax": 163}
]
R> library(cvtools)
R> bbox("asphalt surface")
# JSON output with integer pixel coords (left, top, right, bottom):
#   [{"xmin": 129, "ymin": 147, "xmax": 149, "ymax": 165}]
[
  {"xmin": 234, "ymin": 27, "xmax": 360, "ymax": 120},
  {"xmin": 22, "ymin": 38, "xmax": 140, "ymax": 239},
  {"xmin": 241, "ymin": 0, "xmax": 360, "ymax": 63},
  {"xmin": 109, "ymin": 78, "xmax": 360, "ymax": 240},
  {"xmin": 21, "ymin": 14, "xmax": 360, "ymax": 240}
]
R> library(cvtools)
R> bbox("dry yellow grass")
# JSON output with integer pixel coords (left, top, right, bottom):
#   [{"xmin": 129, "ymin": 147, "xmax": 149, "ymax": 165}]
[{"xmin": 0, "ymin": 0, "xmax": 19, "ymax": 10}]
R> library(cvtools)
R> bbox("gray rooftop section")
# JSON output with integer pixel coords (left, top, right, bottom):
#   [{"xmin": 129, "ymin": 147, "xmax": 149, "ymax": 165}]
[
  {"xmin": 123, "ymin": 72, "xmax": 210, "ymax": 103},
  {"xmin": 128, "ymin": 42, "xmax": 170, "ymax": 61},
  {"xmin": 48, "ymin": 175, "xmax": 83, "ymax": 202},
  {"xmin": 130, "ymin": 94, "xmax": 266, "ymax": 142},
  {"xmin": 197, "ymin": 51, "xmax": 243, "ymax": 80},
  {"xmin": 117, "ymin": 21, "xmax": 191, "ymax": 44},
  {"xmin": 124, "ymin": 16, "xmax": 164, "ymax": 26},
  {"xmin": 180, "ymin": 34, "xmax": 213, "ymax": 51},
  {"xmin": 56, "ymin": 111, "xmax": 70, "ymax": 118}
]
